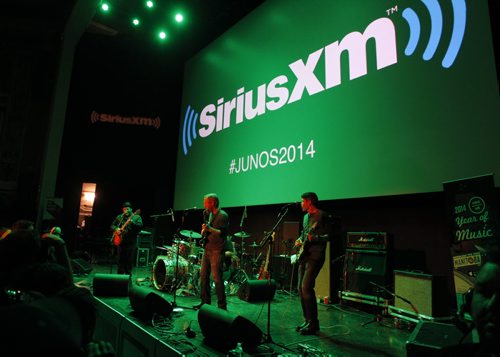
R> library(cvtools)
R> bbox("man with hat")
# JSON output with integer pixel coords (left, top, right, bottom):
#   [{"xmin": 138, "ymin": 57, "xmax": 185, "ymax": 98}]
[{"xmin": 110, "ymin": 201, "xmax": 143, "ymax": 275}]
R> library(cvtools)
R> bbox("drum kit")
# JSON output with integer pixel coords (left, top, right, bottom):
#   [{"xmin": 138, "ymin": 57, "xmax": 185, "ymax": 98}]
[
  {"xmin": 152, "ymin": 230, "xmax": 203, "ymax": 294},
  {"xmin": 151, "ymin": 229, "xmax": 263, "ymax": 295}
]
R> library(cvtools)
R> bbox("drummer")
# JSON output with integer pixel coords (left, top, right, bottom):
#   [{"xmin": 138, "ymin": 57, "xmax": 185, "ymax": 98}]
[{"xmin": 223, "ymin": 235, "xmax": 239, "ymax": 282}]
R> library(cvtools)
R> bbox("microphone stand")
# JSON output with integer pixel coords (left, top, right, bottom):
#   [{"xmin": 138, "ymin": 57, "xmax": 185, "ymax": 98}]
[
  {"xmin": 369, "ymin": 281, "xmax": 420, "ymax": 316},
  {"xmin": 362, "ymin": 281, "xmax": 418, "ymax": 327},
  {"xmin": 169, "ymin": 210, "xmax": 194, "ymax": 310},
  {"xmin": 258, "ymin": 206, "xmax": 294, "ymax": 353}
]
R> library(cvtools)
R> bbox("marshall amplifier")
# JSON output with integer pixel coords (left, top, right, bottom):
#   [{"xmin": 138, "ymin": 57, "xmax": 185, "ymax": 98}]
[
  {"xmin": 343, "ymin": 249, "xmax": 391, "ymax": 299},
  {"xmin": 346, "ymin": 232, "xmax": 388, "ymax": 250}
]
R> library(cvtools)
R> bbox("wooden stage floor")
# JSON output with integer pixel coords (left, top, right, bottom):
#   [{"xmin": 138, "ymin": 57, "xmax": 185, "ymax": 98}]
[{"xmin": 79, "ymin": 263, "xmax": 414, "ymax": 356}]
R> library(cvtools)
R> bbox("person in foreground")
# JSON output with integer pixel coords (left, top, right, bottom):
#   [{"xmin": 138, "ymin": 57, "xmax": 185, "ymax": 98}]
[
  {"xmin": 193, "ymin": 193, "xmax": 229, "ymax": 310},
  {"xmin": 438, "ymin": 241, "xmax": 500, "ymax": 356},
  {"xmin": 294, "ymin": 192, "xmax": 329, "ymax": 335},
  {"xmin": 470, "ymin": 242, "xmax": 500, "ymax": 356}
]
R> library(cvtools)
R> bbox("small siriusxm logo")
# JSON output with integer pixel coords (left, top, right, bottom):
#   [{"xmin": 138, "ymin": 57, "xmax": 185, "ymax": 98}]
[
  {"xmin": 181, "ymin": 0, "xmax": 468, "ymax": 155},
  {"xmin": 181, "ymin": 105, "xmax": 199, "ymax": 155},
  {"xmin": 402, "ymin": 0, "xmax": 466, "ymax": 68}
]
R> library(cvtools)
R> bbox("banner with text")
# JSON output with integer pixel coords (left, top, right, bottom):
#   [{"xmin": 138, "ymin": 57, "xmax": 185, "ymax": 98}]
[{"xmin": 443, "ymin": 174, "xmax": 499, "ymax": 294}]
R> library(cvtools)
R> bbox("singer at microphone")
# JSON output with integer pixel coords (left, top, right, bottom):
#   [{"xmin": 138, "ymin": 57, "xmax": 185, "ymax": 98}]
[
  {"xmin": 293, "ymin": 192, "xmax": 328, "ymax": 336},
  {"xmin": 193, "ymin": 193, "xmax": 230, "ymax": 311}
]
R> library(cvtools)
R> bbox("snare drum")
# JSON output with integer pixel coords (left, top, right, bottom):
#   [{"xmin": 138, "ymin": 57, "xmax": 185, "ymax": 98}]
[
  {"xmin": 172, "ymin": 240, "xmax": 190, "ymax": 259},
  {"xmin": 152, "ymin": 255, "xmax": 188, "ymax": 291}
]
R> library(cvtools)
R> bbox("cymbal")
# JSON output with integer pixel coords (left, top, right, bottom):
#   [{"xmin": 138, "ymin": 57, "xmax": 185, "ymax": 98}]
[
  {"xmin": 180, "ymin": 230, "xmax": 202, "ymax": 239},
  {"xmin": 156, "ymin": 245, "xmax": 172, "ymax": 251},
  {"xmin": 139, "ymin": 230, "xmax": 152, "ymax": 235},
  {"xmin": 234, "ymin": 231, "xmax": 251, "ymax": 238},
  {"xmin": 249, "ymin": 242, "xmax": 260, "ymax": 248}
]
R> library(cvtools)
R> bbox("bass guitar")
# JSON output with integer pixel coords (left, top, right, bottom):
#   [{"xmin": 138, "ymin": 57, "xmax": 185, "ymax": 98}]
[
  {"xmin": 112, "ymin": 209, "xmax": 141, "ymax": 246},
  {"xmin": 294, "ymin": 221, "xmax": 318, "ymax": 264}
]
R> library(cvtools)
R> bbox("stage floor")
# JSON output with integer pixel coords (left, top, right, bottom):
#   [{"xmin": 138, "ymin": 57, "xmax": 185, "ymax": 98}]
[{"xmin": 78, "ymin": 263, "xmax": 413, "ymax": 356}]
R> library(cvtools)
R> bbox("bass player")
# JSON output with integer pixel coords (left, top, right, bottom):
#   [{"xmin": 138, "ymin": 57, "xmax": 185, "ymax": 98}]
[
  {"xmin": 110, "ymin": 201, "xmax": 143, "ymax": 275},
  {"xmin": 294, "ymin": 192, "xmax": 329, "ymax": 335}
]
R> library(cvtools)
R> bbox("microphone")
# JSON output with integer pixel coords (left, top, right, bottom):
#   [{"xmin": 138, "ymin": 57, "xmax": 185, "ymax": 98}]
[
  {"xmin": 283, "ymin": 202, "xmax": 300, "ymax": 207},
  {"xmin": 184, "ymin": 206, "xmax": 198, "ymax": 211},
  {"xmin": 170, "ymin": 208, "xmax": 175, "ymax": 223}
]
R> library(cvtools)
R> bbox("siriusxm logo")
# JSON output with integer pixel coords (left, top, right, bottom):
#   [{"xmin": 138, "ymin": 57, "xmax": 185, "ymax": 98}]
[
  {"xmin": 182, "ymin": 0, "xmax": 467, "ymax": 155},
  {"xmin": 402, "ymin": 0, "xmax": 466, "ymax": 68}
]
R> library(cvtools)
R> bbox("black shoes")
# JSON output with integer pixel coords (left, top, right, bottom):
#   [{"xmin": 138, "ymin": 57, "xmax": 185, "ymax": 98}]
[
  {"xmin": 299, "ymin": 322, "xmax": 319, "ymax": 335},
  {"xmin": 295, "ymin": 321, "xmax": 308, "ymax": 332}
]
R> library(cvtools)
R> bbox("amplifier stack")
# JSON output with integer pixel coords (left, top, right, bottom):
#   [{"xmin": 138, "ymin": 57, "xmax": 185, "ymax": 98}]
[{"xmin": 340, "ymin": 232, "xmax": 392, "ymax": 307}]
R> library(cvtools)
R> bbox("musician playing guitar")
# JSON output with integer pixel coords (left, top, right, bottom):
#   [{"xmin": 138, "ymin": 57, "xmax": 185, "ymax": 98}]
[
  {"xmin": 193, "ymin": 193, "xmax": 229, "ymax": 310},
  {"xmin": 110, "ymin": 201, "xmax": 143, "ymax": 275},
  {"xmin": 294, "ymin": 192, "xmax": 329, "ymax": 335}
]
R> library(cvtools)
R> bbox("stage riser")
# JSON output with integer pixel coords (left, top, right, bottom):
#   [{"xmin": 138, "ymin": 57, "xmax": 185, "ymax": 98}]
[{"xmin": 93, "ymin": 297, "xmax": 184, "ymax": 356}]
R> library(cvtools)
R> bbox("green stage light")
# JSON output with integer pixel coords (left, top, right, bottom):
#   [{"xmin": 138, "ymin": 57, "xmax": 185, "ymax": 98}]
[
  {"xmin": 158, "ymin": 31, "xmax": 167, "ymax": 40},
  {"xmin": 132, "ymin": 18, "xmax": 140, "ymax": 26},
  {"xmin": 146, "ymin": 0, "xmax": 154, "ymax": 9},
  {"xmin": 101, "ymin": 2, "xmax": 109, "ymax": 12},
  {"xmin": 175, "ymin": 13, "xmax": 184, "ymax": 23}
]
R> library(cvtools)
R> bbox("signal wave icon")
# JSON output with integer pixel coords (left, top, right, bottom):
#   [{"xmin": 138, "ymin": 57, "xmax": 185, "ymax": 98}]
[
  {"xmin": 182, "ymin": 105, "xmax": 199, "ymax": 155},
  {"xmin": 402, "ymin": 0, "xmax": 466, "ymax": 68}
]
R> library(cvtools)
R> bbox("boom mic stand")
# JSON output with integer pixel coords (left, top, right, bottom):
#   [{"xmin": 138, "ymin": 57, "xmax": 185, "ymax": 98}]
[
  {"xmin": 362, "ymin": 283, "xmax": 385, "ymax": 327},
  {"xmin": 362, "ymin": 281, "xmax": 412, "ymax": 327},
  {"xmin": 258, "ymin": 205, "xmax": 294, "ymax": 353}
]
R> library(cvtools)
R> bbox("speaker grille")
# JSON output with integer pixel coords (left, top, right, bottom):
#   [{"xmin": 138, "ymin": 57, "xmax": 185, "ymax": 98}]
[{"xmin": 343, "ymin": 249, "xmax": 389, "ymax": 297}]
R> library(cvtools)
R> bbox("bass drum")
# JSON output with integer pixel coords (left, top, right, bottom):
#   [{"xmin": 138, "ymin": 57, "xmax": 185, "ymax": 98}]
[{"xmin": 153, "ymin": 255, "xmax": 188, "ymax": 291}]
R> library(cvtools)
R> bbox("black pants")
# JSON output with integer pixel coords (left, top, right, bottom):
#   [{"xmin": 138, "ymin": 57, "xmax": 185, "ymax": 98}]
[
  {"xmin": 297, "ymin": 247, "xmax": 325, "ymax": 325},
  {"xmin": 118, "ymin": 244, "xmax": 136, "ymax": 275},
  {"xmin": 200, "ymin": 249, "xmax": 226, "ymax": 309}
]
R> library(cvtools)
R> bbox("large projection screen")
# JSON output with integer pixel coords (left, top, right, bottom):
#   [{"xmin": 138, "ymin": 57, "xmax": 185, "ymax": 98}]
[{"xmin": 174, "ymin": 0, "xmax": 499, "ymax": 209}]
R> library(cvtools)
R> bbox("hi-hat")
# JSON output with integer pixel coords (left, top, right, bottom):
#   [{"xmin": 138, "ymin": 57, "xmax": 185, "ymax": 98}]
[
  {"xmin": 180, "ymin": 230, "xmax": 202, "ymax": 239},
  {"xmin": 173, "ymin": 239, "xmax": 189, "ymax": 245},
  {"xmin": 249, "ymin": 242, "xmax": 260, "ymax": 248},
  {"xmin": 234, "ymin": 231, "xmax": 251, "ymax": 238}
]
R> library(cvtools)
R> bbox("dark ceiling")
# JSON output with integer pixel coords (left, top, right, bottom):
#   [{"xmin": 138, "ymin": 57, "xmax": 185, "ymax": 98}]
[
  {"xmin": 1, "ymin": 0, "xmax": 265, "ymax": 62},
  {"xmin": 87, "ymin": 0, "xmax": 266, "ymax": 62}
]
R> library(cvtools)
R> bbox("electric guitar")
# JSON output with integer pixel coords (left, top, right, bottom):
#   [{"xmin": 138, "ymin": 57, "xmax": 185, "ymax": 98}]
[
  {"xmin": 258, "ymin": 232, "xmax": 275, "ymax": 280},
  {"xmin": 294, "ymin": 221, "xmax": 318, "ymax": 264},
  {"xmin": 200, "ymin": 210, "xmax": 210, "ymax": 247},
  {"xmin": 112, "ymin": 209, "xmax": 141, "ymax": 246}
]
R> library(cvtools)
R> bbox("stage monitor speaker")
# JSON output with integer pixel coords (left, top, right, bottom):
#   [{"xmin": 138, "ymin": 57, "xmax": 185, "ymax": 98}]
[
  {"xmin": 129, "ymin": 285, "xmax": 172, "ymax": 319},
  {"xmin": 344, "ymin": 249, "xmax": 389, "ymax": 297},
  {"xmin": 93, "ymin": 273, "xmax": 130, "ymax": 297},
  {"xmin": 406, "ymin": 320, "xmax": 472, "ymax": 356},
  {"xmin": 198, "ymin": 304, "xmax": 262, "ymax": 352},
  {"xmin": 394, "ymin": 270, "xmax": 451, "ymax": 317},
  {"xmin": 237, "ymin": 279, "xmax": 276, "ymax": 302},
  {"xmin": 71, "ymin": 258, "xmax": 93, "ymax": 275}
]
